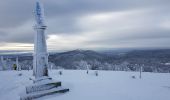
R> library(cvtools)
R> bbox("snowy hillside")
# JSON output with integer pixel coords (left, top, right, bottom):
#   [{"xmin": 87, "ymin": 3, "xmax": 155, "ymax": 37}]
[
  {"xmin": 0, "ymin": 70, "xmax": 170, "ymax": 100},
  {"xmin": 1, "ymin": 49, "xmax": 170, "ymax": 72}
]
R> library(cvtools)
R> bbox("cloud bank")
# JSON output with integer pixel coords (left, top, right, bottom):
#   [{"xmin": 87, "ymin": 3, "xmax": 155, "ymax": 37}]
[{"xmin": 0, "ymin": 0, "xmax": 170, "ymax": 50}]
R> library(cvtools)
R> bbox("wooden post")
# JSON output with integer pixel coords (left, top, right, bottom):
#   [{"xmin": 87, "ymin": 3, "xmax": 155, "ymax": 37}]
[
  {"xmin": 16, "ymin": 56, "xmax": 19, "ymax": 71},
  {"xmin": 139, "ymin": 66, "xmax": 142, "ymax": 79}
]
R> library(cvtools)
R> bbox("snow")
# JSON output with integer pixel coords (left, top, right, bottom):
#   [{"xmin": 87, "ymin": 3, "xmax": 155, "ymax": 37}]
[{"xmin": 0, "ymin": 70, "xmax": 170, "ymax": 100}]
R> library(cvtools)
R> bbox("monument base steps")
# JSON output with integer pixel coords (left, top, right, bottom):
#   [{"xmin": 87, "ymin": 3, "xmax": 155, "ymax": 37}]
[{"xmin": 20, "ymin": 80, "xmax": 69, "ymax": 100}]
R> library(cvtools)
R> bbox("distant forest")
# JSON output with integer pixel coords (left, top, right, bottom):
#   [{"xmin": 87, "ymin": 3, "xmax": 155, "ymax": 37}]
[{"xmin": 0, "ymin": 49, "xmax": 170, "ymax": 73}]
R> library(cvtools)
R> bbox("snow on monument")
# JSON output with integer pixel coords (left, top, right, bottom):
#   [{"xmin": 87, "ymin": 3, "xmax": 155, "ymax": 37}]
[
  {"xmin": 20, "ymin": 1, "xmax": 69, "ymax": 100},
  {"xmin": 33, "ymin": 0, "xmax": 49, "ymax": 80}
]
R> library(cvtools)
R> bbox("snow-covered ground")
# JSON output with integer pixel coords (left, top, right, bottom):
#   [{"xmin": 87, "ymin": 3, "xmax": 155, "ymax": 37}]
[{"xmin": 0, "ymin": 70, "xmax": 170, "ymax": 100}]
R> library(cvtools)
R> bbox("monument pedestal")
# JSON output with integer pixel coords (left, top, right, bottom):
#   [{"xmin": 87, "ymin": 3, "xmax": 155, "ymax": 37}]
[{"xmin": 20, "ymin": 78, "xmax": 69, "ymax": 100}]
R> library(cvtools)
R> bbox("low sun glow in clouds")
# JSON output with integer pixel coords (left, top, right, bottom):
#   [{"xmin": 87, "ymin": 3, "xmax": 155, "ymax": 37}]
[{"xmin": 0, "ymin": 43, "xmax": 33, "ymax": 50}]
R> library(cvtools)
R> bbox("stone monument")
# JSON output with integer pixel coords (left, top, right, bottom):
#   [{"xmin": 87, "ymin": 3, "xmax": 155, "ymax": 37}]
[{"xmin": 20, "ymin": 1, "xmax": 69, "ymax": 100}]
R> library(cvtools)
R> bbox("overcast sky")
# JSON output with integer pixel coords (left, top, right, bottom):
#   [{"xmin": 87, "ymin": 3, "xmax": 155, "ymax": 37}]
[{"xmin": 0, "ymin": 0, "xmax": 170, "ymax": 51}]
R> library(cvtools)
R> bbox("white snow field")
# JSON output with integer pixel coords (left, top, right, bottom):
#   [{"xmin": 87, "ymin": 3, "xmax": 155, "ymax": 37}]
[{"xmin": 0, "ymin": 70, "xmax": 170, "ymax": 100}]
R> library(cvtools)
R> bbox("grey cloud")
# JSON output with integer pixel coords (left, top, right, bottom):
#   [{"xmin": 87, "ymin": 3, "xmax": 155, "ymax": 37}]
[
  {"xmin": 44, "ymin": 0, "xmax": 170, "ymax": 17},
  {"xmin": 83, "ymin": 28, "xmax": 170, "ymax": 46},
  {"xmin": 124, "ymin": 29, "xmax": 170, "ymax": 41},
  {"xmin": 0, "ymin": 0, "xmax": 170, "ymax": 49},
  {"xmin": 0, "ymin": 0, "xmax": 170, "ymax": 29},
  {"xmin": 0, "ymin": 0, "xmax": 35, "ymax": 28},
  {"xmin": 8, "ymin": 32, "xmax": 34, "ymax": 43},
  {"xmin": 47, "ymin": 16, "xmax": 80, "ymax": 34},
  {"xmin": 0, "ymin": 31, "xmax": 34, "ymax": 43},
  {"xmin": 0, "ymin": 30, "xmax": 9, "ymax": 36}
]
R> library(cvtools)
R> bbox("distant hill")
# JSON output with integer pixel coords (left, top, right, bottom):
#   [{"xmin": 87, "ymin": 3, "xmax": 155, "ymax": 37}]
[
  {"xmin": 0, "ymin": 49, "xmax": 170, "ymax": 73},
  {"xmin": 49, "ymin": 50, "xmax": 107, "ymax": 69}
]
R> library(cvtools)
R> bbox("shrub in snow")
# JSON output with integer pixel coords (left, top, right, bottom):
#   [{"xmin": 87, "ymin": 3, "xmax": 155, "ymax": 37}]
[
  {"xmin": 18, "ymin": 73, "xmax": 22, "ymax": 76},
  {"xmin": 13, "ymin": 64, "xmax": 17, "ymax": 70},
  {"xmin": 29, "ymin": 78, "xmax": 32, "ymax": 80},
  {"xmin": 86, "ymin": 70, "xmax": 89, "ymax": 74},
  {"xmin": 95, "ymin": 71, "xmax": 98, "ymax": 76},
  {"xmin": 131, "ymin": 75, "xmax": 136, "ymax": 79},
  {"xmin": 59, "ymin": 71, "xmax": 63, "ymax": 75}
]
